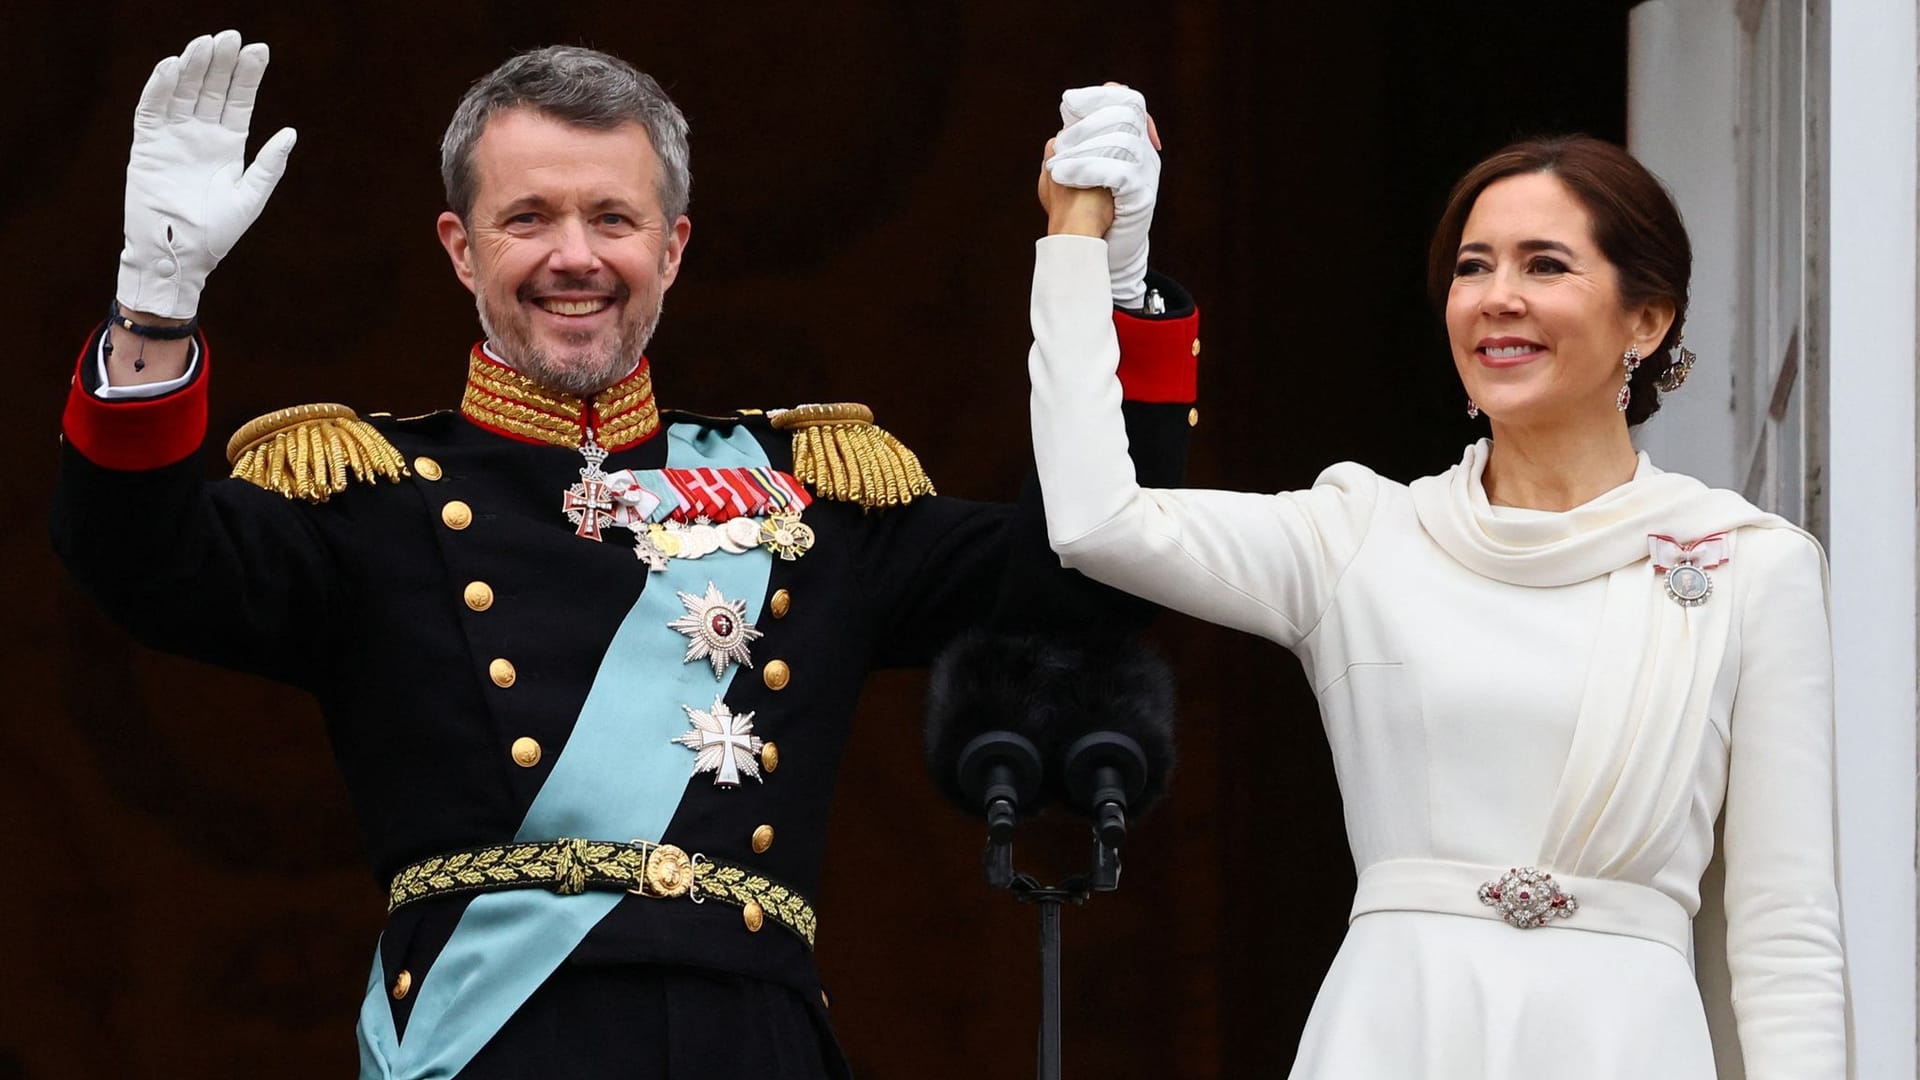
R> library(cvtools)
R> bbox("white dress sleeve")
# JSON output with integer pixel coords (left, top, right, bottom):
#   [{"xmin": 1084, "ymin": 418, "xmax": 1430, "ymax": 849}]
[
  {"xmin": 1721, "ymin": 527, "xmax": 1849, "ymax": 1077},
  {"xmin": 1028, "ymin": 235, "xmax": 1378, "ymax": 648}
]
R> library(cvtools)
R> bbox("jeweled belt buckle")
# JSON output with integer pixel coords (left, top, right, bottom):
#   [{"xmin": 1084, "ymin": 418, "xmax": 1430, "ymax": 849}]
[
  {"xmin": 628, "ymin": 841, "xmax": 701, "ymax": 900},
  {"xmin": 1477, "ymin": 866, "xmax": 1578, "ymax": 929}
]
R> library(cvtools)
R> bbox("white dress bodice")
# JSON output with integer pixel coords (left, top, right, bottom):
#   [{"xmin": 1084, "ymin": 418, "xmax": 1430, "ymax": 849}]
[{"xmin": 1026, "ymin": 235, "xmax": 1847, "ymax": 1079}]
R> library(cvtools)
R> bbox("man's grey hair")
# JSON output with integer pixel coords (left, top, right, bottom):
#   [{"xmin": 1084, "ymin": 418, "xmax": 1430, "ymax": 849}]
[{"xmin": 441, "ymin": 45, "xmax": 691, "ymax": 222}]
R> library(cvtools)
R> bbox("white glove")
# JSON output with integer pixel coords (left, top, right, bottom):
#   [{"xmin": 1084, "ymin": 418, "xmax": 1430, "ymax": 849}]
[
  {"xmin": 1047, "ymin": 86, "xmax": 1159, "ymax": 309},
  {"xmin": 117, "ymin": 31, "xmax": 297, "ymax": 319}
]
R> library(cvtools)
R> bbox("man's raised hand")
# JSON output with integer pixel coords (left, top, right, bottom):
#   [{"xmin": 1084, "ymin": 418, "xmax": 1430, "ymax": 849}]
[{"xmin": 118, "ymin": 31, "xmax": 297, "ymax": 320}]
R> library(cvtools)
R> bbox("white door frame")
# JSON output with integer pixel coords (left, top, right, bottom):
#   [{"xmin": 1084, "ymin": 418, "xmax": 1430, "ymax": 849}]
[
  {"xmin": 1821, "ymin": 2, "xmax": 1918, "ymax": 1075},
  {"xmin": 1629, "ymin": 2, "xmax": 1917, "ymax": 1076}
]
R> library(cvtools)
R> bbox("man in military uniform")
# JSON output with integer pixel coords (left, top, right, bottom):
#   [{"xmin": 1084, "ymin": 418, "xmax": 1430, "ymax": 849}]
[{"xmin": 52, "ymin": 32, "xmax": 1198, "ymax": 1078}]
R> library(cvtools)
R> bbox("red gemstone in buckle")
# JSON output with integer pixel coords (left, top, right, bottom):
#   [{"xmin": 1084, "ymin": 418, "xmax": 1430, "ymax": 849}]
[{"xmin": 1477, "ymin": 866, "xmax": 1579, "ymax": 929}]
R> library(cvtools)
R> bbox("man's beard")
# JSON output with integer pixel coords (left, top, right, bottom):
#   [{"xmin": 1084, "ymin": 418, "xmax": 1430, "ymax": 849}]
[{"xmin": 477, "ymin": 271, "xmax": 666, "ymax": 398}]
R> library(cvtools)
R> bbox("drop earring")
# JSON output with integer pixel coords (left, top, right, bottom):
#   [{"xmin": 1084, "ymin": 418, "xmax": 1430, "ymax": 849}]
[
  {"xmin": 1617, "ymin": 345, "xmax": 1642, "ymax": 412},
  {"xmin": 1466, "ymin": 398, "xmax": 1479, "ymax": 420}
]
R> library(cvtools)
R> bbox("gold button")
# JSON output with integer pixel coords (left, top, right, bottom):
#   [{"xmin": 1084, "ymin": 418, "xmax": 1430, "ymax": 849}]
[
  {"xmin": 489, "ymin": 658, "xmax": 517, "ymax": 688},
  {"xmin": 464, "ymin": 581, "xmax": 494, "ymax": 611},
  {"xmin": 752, "ymin": 825, "xmax": 775, "ymax": 854},
  {"xmin": 742, "ymin": 900, "xmax": 765, "ymax": 933},
  {"xmin": 441, "ymin": 500, "xmax": 473, "ymax": 530},
  {"xmin": 1190, "ymin": 338, "xmax": 1202, "ymax": 357},
  {"xmin": 391, "ymin": 969, "xmax": 413, "ymax": 1000},
  {"xmin": 510, "ymin": 737, "xmax": 542, "ymax": 767},
  {"xmin": 413, "ymin": 457, "xmax": 443, "ymax": 481},
  {"xmin": 1187, "ymin": 407, "xmax": 1200, "ymax": 428},
  {"xmin": 762, "ymin": 660, "xmax": 791, "ymax": 691},
  {"xmin": 760, "ymin": 742, "xmax": 780, "ymax": 773},
  {"xmin": 769, "ymin": 589, "xmax": 792, "ymax": 619}
]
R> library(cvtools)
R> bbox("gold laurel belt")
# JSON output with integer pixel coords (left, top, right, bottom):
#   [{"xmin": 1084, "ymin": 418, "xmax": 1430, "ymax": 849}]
[{"xmin": 387, "ymin": 837, "xmax": 817, "ymax": 949}]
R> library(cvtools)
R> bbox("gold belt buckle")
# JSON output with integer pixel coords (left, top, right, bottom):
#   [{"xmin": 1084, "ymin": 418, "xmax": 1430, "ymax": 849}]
[{"xmin": 627, "ymin": 841, "xmax": 699, "ymax": 900}]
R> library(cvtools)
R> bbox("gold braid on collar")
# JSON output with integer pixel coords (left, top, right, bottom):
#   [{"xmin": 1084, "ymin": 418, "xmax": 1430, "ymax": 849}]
[
  {"xmin": 459, "ymin": 348, "xmax": 660, "ymax": 450},
  {"xmin": 770, "ymin": 402, "xmax": 935, "ymax": 509}
]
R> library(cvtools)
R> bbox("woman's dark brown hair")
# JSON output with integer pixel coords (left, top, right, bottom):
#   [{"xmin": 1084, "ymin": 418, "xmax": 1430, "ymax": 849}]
[{"xmin": 1427, "ymin": 135, "xmax": 1693, "ymax": 426}]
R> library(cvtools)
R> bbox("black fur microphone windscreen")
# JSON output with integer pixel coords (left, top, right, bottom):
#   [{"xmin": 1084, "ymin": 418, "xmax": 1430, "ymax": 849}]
[{"xmin": 925, "ymin": 632, "xmax": 1178, "ymax": 816}]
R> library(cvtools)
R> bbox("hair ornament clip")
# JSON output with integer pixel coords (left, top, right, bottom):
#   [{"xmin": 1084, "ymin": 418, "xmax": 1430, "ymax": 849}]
[{"xmin": 1656, "ymin": 336, "xmax": 1696, "ymax": 393}]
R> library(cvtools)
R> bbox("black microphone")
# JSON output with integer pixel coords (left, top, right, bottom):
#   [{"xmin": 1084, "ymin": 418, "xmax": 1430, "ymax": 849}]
[
  {"xmin": 926, "ymin": 633, "xmax": 1176, "ymax": 848},
  {"xmin": 1063, "ymin": 731, "xmax": 1148, "ymax": 851},
  {"xmin": 1043, "ymin": 639, "xmax": 1176, "ymax": 885}
]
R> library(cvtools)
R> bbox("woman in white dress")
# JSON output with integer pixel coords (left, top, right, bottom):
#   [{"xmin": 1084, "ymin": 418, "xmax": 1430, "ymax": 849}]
[{"xmin": 1029, "ymin": 92, "xmax": 1849, "ymax": 1079}]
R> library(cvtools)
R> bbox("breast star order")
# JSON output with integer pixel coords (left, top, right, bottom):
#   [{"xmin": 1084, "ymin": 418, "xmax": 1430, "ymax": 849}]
[
  {"xmin": 673, "ymin": 697, "xmax": 764, "ymax": 788},
  {"xmin": 667, "ymin": 582, "xmax": 763, "ymax": 679}
]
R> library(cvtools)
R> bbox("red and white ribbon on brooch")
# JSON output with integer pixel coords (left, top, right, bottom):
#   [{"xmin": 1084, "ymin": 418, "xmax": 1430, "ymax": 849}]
[{"xmin": 1648, "ymin": 531, "xmax": 1731, "ymax": 607}]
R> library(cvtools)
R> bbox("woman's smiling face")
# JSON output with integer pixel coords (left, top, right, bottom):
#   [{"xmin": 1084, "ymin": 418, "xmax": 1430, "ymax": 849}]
[{"xmin": 1446, "ymin": 171, "xmax": 1663, "ymax": 427}]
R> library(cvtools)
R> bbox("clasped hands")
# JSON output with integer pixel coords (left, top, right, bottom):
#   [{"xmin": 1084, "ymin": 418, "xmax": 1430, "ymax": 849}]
[{"xmin": 1038, "ymin": 84, "xmax": 1163, "ymax": 309}]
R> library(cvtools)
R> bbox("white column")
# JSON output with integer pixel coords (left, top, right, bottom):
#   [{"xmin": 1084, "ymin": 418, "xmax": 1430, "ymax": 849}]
[
  {"xmin": 1827, "ymin": 1, "xmax": 1918, "ymax": 1076},
  {"xmin": 1627, "ymin": 0, "xmax": 1742, "ymax": 491}
]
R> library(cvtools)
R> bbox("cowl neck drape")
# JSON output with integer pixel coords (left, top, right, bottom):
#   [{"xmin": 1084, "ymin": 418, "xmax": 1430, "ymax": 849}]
[
  {"xmin": 1410, "ymin": 438, "xmax": 1847, "ymax": 1078},
  {"xmin": 1409, "ymin": 439, "xmax": 1791, "ymax": 879}
]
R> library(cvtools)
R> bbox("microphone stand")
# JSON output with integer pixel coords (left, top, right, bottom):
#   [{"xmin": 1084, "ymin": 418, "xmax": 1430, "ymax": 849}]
[
  {"xmin": 955, "ymin": 717, "xmax": 1152, "ymax": 1077},
  {"xmin": 987, "ymin": 830, "xmax": 1124, "ymax": 1080}
]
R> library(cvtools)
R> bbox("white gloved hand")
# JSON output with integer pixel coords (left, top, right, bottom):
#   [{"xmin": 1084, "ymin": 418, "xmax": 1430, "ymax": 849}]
[
  {"xmin": 1046, "ymin": 86, "xmax": 1159, "ymax": 309},
  {"xmin": 117, "ymin": 31, "xmax": 297, "ymax": 319}
]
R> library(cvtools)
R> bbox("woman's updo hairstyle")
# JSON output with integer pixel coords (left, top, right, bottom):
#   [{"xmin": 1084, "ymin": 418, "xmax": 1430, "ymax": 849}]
[{"xmin": 1426, "ymin": 135, "xmax": 1694, "ymax": 426}]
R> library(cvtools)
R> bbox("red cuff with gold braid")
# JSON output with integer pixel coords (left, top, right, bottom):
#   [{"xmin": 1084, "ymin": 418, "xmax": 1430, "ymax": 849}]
[
  {"xmin": 1113, "ymin": 305, "xmax": 1200, "ymax": 403},
  {"xmin": 61, "ymin": 328, "xmax": 210, "ymax": 471}
]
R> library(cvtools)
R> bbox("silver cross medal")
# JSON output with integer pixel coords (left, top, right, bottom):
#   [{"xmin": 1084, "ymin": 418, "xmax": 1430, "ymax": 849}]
[{"xmin": 674, "ymin": 697, "xmax": 764, "ymax": 787}]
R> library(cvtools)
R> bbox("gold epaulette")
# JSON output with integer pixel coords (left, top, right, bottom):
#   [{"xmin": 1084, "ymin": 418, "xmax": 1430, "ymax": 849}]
[
  {"xmin": 768, "ymin": 402, "xmax": 935, "ymax": 509},
  {"xmin": 226, "ymin": 403, "xmax": 409, "ymax": 503}
]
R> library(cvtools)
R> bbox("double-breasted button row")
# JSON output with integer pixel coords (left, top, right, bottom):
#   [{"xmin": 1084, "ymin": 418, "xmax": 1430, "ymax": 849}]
[
  {"xmin": 418, "ymin": 457, "xmax": 477, "ymax": 539},
  {"xmin": 426, "ymin": 467, "xmax": 524, "ymax": 771},
  {"xmin": 741, "ymin": 820, "xmax": 776, "ymax": 932},
  {"xmin": 763, "ymin": 590, "xmax": 792, "ymax": 689}
]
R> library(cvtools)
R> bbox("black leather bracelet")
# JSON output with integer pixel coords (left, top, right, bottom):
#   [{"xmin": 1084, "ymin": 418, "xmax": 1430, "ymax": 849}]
[{"xmin": 108, "ymin": 299, "xmax": 198, "ymax": 340}]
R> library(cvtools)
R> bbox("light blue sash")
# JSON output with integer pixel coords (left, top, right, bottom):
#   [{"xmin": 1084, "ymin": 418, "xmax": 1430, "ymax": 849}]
[{"xmin": 358, "ymin": 422, "xmax": 772, "ymax": 1078}]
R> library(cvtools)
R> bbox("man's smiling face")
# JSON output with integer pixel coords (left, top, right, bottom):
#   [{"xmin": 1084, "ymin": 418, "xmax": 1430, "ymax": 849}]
[{"xmin": 438, "ymin": 106, "xmax": 689, "ymax": 396}]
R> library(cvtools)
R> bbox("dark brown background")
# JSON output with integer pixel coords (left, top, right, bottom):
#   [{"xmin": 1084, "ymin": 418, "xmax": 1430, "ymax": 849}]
[{"xmin": 7, "ymin": 3, "xmax": 1630, "ymax": 1077}]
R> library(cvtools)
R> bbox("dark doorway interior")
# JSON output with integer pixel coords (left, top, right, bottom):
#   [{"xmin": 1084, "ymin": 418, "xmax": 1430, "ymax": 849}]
[{"xmin": 11, "ymin": 3, "xmax": 1628, "ymax": 1077}]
